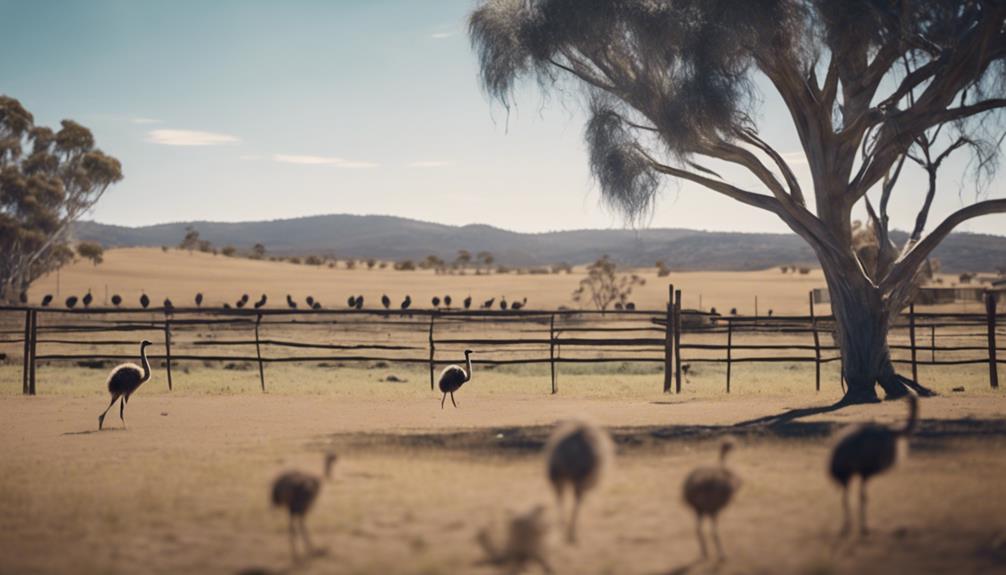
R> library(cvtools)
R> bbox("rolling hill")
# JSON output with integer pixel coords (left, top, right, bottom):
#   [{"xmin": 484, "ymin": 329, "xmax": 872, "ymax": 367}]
[{"xmin": 74, "ymin": 214, "xmax": 1006, "ymax": 272}]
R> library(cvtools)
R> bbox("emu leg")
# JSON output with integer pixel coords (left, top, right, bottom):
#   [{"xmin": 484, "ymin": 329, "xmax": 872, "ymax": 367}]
[
  {"xmin": 441, "ymin": 393, "xmax": 447, "ymax": 409},
  {"xmin": 859, "ymin": 482, "xmax": 869, "ymax": 535},
  {"xmin": 711, "ymin": 515, "xmax": 724, "ymax": 559},
  {"xmin": 840, "ymin": 485, "xmax": 851, "ymax": 536},
  {"xmin": 119, "ymin": 396, "xmax": 126, "ymax": 428},
  {"xmin": 98, "ymin": 394, "xmax": 120, "ymax": 430},
  {"xmin": 450, "ymin": 392, "xmax": 457, "ymax": 408},
  {"xmin": 695, "ymin": 515, "xmax": 708, "ymax": 559},
  {"xmin": 568, "ymin": 491, "xmax": 582, "ymax": 544},
  {"xmin": 299, "ymin": 516, "xmax": 316, "ymax": 555},
  {"xmin": 288, "ymin": 515, "xmax": 299, "ymax": 561}
]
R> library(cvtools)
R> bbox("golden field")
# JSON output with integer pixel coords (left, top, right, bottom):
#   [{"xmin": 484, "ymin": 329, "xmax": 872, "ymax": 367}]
[{"xmin": 1, "ymin": 248, "xmax": 1004, "ymax": 574}]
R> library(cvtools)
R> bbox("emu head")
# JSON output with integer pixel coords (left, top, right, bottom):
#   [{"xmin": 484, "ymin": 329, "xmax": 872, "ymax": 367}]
[
  {"xmin": 140, "ymin": 339, "xmax": 153, "ymax": 348},
  {"xmin": 464, "ymin": 349, "xmax": 474, "ymax": 357},
  {"xmin": 323, "ymin": 452, "xmax": 338, "ymax": 479}
]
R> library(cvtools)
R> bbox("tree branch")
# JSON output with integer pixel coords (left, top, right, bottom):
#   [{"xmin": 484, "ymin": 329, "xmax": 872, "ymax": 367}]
[{"xmin": 881, "ymin": 198, "xmax": 1006, "ymax": 292}]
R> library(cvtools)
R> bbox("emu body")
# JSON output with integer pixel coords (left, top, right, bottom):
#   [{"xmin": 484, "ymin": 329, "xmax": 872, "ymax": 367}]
[
  {"xmin": 545, "ymin": 419, "xmax": 613, "ymax": 544},
  {"xmin": 271, "ymin": 453, "xmax": 337, "ymax": 560},
  {"xmin": 683, "ymin": 439, "xmax": 741, "ymax": 559},
  {"xmin": 438, "ymin": 349, "xmax": 473, "ymax": 408},
  {"xmin": 98, "ymin": 340, "xmax": 152, "ymax": 430},
  {"xmin": 829, "ymin": 393, "xmax": 918, "ymax": 535}
]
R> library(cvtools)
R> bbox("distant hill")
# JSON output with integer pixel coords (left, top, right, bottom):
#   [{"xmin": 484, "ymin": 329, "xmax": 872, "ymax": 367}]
[{"xmin": 74, "ymin": 214, "xmax": 1006, "ymax": 272}]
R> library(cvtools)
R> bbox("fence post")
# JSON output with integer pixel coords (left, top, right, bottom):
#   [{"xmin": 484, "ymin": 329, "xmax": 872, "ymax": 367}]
[
  {"xmin": 674, "ymin": 289, "xmax": 683, "ymax": 393},
  {"xmin": 428, "ymin": 313, "xmax": 436, "ymax": 391},
  {"xmin": 908, "ymin": 303, "xmax": 918, "ymax": 384},
  {"xmin": 28, "ymin": 310, "xmax": 37, "ymax": 395},
  {"xmin": 549, "ymin": 314, "xmax": 557, "ymax": 394},
  {"xmin": 22, "ymin": 310, "xmax": 31, "ymax": 395},
  {"xmin": 726, "ymin": 318, "xmax": 732, "ymax": 393},
  {"xmin": 255, "ymin": 313, "xmax": 266, "ymax": 392},
  {"xmin": 163, "ymin": 314, "xmax": 173, "ymax": 391},
  {"xmin": 987, "ymin": 292, "xmax": 999, "ymax": 389},
  {"xmin": 809, "ymin": 292, "xmax": 821, "ymax": 392},
  {"xmin": 663, "ymin": 284, "xmax": 674, "ymax": 393}
]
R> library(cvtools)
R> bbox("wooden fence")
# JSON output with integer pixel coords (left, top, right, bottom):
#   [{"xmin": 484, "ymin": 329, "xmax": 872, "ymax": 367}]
[{"xmin": 1, "ymin": 287, "xmax": 1003, "ymax": 395}]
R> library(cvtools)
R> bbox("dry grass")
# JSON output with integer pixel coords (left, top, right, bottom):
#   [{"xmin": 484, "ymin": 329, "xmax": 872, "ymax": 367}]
[
  {"xmin": 2, "ymin": 363, "xmax": 1006, "ymax": 574},
  {"xmin": 2, "ymin": 248, "xmax": 1003, "ymax": 574}
]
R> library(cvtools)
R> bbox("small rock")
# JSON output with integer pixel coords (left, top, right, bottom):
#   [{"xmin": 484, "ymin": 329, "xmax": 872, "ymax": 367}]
[
  {"xmin": 160, "ymin": 412, "xmax": 169, "ymax": 416},
  {"xmin": 952, "ymin": 386, "xmax": 966, "ymax": 392}
]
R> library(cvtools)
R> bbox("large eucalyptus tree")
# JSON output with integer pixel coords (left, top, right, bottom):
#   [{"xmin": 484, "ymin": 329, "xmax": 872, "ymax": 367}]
[{"xmin": 470, "ymin": 0, "xmax": 1006, "ymax": 403}]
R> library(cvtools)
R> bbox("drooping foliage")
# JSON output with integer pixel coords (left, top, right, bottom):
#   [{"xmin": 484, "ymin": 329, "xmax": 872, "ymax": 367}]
[{"xmin": 0, "ymin": 95, "xmax": 122, "ymax": 301}]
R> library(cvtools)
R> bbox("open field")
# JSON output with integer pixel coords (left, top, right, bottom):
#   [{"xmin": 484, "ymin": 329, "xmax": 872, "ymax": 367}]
[
  {"xmin": 27, "ymin": 247, "xmax": 999, "ymax": 316},
  {"xmin": 2, "ymin": 364, "xmax": 1006, "ymax": 574},
  {"xmin": 4, "ymin": 248, "xmax": 1004, "ymax": 574}
]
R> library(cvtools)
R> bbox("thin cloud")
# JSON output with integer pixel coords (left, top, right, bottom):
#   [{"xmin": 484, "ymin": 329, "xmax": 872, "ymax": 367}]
[
  {"xmin": 430, "ymin": 31, "xmax": 456, "ymax": 39},
  {"xmin": 239, "ymin": 154, "xmax": 263, "ymax": 161},
  {"xmin": 130, "ymin": 116, "xmax": 162, "ymax": 125},
  {"xmin": 273, "ymin": 154, "xmax": 378, "ymax": 168},
  {"xmin": 147, "ymin": 129, "xmax": 240, "ymax": 146},
  {"xmin": 408, "ymin": 160, "xmax": 452, "ymax": 168}
]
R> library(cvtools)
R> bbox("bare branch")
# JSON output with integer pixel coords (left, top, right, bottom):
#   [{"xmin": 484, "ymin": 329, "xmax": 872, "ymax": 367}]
[{"xmin": 881, "ymin": 198, "xmax": 1006, "ymax": 292}]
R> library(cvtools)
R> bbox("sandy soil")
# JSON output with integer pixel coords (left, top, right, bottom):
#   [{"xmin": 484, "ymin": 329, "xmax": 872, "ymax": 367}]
[{"xmin": 2, "ymin": 381, "xmax": 1006, "ymax": 575}]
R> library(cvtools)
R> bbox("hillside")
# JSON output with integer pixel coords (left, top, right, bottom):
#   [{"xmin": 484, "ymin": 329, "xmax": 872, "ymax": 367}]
[{"xmin": 74, "ymin": 214, "xmax": 1006, "ymax": 272}]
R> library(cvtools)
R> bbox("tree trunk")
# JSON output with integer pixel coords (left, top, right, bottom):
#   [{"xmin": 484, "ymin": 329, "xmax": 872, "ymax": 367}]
[{"xmin": 823, "ymin": 266, "xmax": 936, "ymax": 403}]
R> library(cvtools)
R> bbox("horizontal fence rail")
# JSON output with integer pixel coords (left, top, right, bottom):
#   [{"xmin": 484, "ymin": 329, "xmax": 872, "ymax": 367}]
[{"xmin": 1, "ymin": 287, "xmax": 1003, "ymax": 395}]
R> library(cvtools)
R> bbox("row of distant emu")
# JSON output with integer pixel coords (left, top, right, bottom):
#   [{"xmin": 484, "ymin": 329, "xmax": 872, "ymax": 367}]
[
  {"xmin": 98, "ymin": 339, "xmax": 918, "ymax": 571},
  {"xmin": 24, "ymin": 291, "xmax": 543, "ymax": 311}
]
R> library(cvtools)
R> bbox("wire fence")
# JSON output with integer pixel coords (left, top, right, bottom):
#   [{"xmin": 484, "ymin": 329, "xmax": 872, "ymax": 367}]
[{"xmin": 1, "ymin": 285, "xmax": 1002, "ymax": 394}]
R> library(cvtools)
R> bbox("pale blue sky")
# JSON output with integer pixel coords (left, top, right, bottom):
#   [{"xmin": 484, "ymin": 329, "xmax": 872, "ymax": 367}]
[{"xmin": 1, "ymin": 0, "xmax": 1003, "ymax": 236}]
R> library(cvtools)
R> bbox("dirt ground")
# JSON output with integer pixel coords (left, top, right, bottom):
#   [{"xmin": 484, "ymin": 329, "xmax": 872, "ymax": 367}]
[{"xmin": 2, "ymin": 363, "xmax": 1006, "ymax": 575}]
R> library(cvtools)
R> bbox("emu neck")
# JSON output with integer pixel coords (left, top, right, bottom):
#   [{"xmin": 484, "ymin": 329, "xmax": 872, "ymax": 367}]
[
  {"xmin": 139, "ymin": 345, "xmax": 151, "ymax": 383},
  {"xmin": 900, "ymin": 395, "xmax": 919, "ymax": 436},
  {"xmin": 464, "ymin": 354, "xmax": 473, "ymax": 382}
]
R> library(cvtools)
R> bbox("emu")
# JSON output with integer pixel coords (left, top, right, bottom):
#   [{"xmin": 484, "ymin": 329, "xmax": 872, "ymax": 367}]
[
  {"xmin": 613, "ymin": 302, "xmax": 623, "ymax": 311},
  {"xmin": 272, "ymin": 453, "xmax": 338, "ymax": 560},
  {"xmin": 500, "ymin": 298, "xmax": 508, "ymax": 311},
  {"xmin": 286, "ymin": 294, "xmax": 298, "ymax": 309},
  {"xmin": 381, "ymin": 294, "xmax": 391, "ymax": 309},
  {"xmin": 254, "ymin": 294, "xmax": 267, "ymax": 309},
  {"xmin": 625, "ymin": 302, "xmax": 636, "ymax": 311},
  {"xmin": 354, "ymin": 295, "xmax": 364, "ymax": 310},
  {"xmin": 463, "ymin": 295, "xmax": 472, "ymax": 310},
  {"xmin": 830, "ymin": 392, "xmax": 919, "ymax": 536},
  {"xmin": 545, "ymin": 419, "xmax": 613, "ymax": 544},
  {"xmin": 41, "ymin": 294, "xmax": 53, "ymax": 307},
  {"xmin": 444, "ymin": 295, "xmax": 453, "ymax": 308},
  {"xmin": 401, "ymin": 295, "xmax": 412, "ymax": 314},
  {"xmin": 140, "ymin": 293, "xmax": 150, "ymax": 309},
  {"xmin": 306, "ymin": 296, "xmax": 315, "ymax": 308},
  {"xmin": 683, "ymin": 438, "xmax": 741, "ymax": 560},
  {"xmin": 98, "ymin": 340, "xmax": 152, "ymax": 430},
  {"xmin": 347, "ymin": 295, "xmax": 357, "ymax": 308},
  {"xmin": 476, "ymin": 504, "xmax": 553, "ymax": 574},
  {"xmin": 511, "ymin": 297, "xmax": 527, "ymax": 311},
  {"xmin": 483, "ymin": 297, "xmax": 495, "ymax": 309},
  {"xmin": 82, "ymin": 290, "xmax": 93, "ymax": 308},
  {"xmin": 432, "ymin": 296, "xmax": 441, "ymax": 308},
  {"xmin": 65, "ymin": 295, "xmax": 78, "ymax": 309},
  {"xmin": 18, "ymin": 291, "xmax": 27, "ymax": 304},
  {"xmin": 163, "ymin": 298, "xmax": 174, "ymax": 313},
  {"xmin": 311, "ymin": 302, "xmax": 322, "ymax": 310},
  {"xmin": 438, "ymin": 349, "xmax": 473, "ymax": 408},
  {"xmin": 195, "ymin": 292, "xmax": 204, "ymax": 307},
  {"xmin": 111, "ymin": 294, "xmax": 122, "ymax": 307}
]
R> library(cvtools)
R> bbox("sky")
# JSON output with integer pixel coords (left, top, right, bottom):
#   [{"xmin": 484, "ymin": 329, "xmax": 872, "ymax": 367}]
[{"xmin": 0, "ymin": 0, "xmax": 1003, "ymax": 236}]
